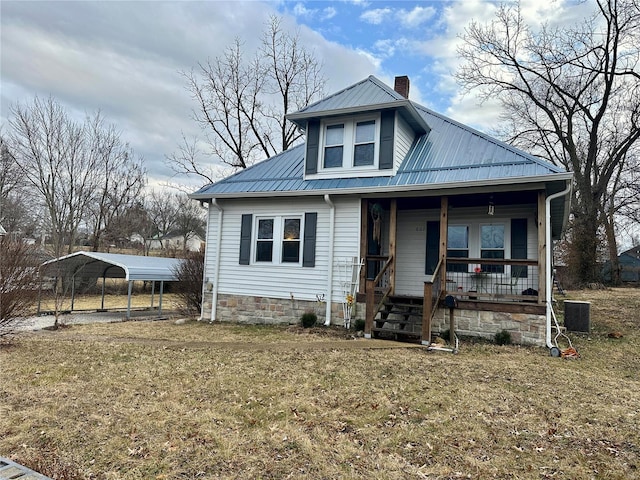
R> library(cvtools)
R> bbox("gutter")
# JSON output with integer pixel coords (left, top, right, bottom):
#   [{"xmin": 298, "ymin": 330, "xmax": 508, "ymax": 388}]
[
  {"xmin": 545, "ymin": 182, "xmax": 572, "ymax": 349},
  {"xmin": 210, "ymin": 199, "xmax": 224, "ymax": 322},
  {"xmin": 188, "ymin": 172, "xmax": 574, "ymax": 201},
  {"xmin": 324, "ymin": 194, "xmax": 336, "ymax": 326}
]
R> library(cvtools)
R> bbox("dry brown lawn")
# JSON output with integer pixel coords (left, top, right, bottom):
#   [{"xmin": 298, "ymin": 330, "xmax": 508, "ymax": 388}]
[{"xmin": 1, "ymin": 288, "xmax": 639, "ymax": 479}]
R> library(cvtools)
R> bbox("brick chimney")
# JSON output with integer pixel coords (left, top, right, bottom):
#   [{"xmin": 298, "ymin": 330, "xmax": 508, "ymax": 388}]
[{"xmin": 394, "ymin": 75, "xmax": 410, "ymax": 99}]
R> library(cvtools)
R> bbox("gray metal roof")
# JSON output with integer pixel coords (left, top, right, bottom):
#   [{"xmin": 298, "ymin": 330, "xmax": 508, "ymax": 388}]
[
  {"xmin": 191, "ymin": 79, "xmax": 570, "ymax": 199},
  {"xmin": 287, "ymin": 75, "xmax": 430, "ymax": 134},
  {"xmin": 41, "ymin": 251, "xmax": 183, "ymax": 282},
  {"xmin": 294, "ymin": 75, "xmax": 405, "ymax": 115}
]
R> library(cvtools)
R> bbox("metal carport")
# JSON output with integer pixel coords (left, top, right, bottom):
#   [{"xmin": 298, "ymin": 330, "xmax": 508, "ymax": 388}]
[{"xmin": 39, "ymin": 251, "xmax": 183, "ymax": 319}]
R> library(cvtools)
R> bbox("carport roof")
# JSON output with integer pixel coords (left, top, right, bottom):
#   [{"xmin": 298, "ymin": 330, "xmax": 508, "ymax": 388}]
[{"xmin": 41, "ymin": 251, "xmax": 182, "ymax": 282}]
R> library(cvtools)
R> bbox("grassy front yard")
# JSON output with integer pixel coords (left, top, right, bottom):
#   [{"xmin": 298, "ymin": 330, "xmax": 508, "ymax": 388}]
[{"xmin": 1, "ymin": 288, "xmax": 639, "ymax": 479}]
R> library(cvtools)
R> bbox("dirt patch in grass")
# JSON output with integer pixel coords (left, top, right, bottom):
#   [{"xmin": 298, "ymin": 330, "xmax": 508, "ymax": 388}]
[{"xmin": 1, "ymin": 288, "xmax": 639, "ymax": 479}]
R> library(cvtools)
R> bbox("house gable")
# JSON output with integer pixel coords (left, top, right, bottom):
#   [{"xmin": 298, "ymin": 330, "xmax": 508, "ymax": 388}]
[{"xmin": 287, "ymin": 76, "xmax": 430, "ymax": 180}]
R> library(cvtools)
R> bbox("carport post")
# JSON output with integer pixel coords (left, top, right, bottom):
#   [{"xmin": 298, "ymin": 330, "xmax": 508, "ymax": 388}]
[
  {"xmin": 126, "ymin": 281, "xmax": 133, "ymax": 319},
  {"xmin": 71, "ymin": 275, "xmax": 76, "ymax": 311},
  {"xmin": 151, "ymin": 281, "xmax": 155, "ymax": 309},
  {"xmin": 159, "ymin": 281, "xmax": 164, "ymax": 315},
  {"xmin": 101, "ymin": 276, "xmax": 106, "ymax": 310}
]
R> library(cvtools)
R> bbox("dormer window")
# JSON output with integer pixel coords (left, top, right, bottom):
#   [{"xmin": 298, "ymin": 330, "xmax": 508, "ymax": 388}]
[
  {"xmin": 354, "ymin": 120, "xmax": 375, "ymax": 166},
  {"xmin": 320, "ymin": 115, "xmax": 380, "ymax": 171},
  {"xmin": 324, "ymin": 124, "xmax": 345, "ymax": 168},
  {"xmin": 303, "ymin": 110, "xmax": 397, "ymax": 178}
]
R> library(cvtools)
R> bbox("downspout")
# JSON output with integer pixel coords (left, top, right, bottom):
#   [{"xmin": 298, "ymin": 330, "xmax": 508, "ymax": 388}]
[
  {"xmin": 545, "ymin": 183, "xmax": 572, "ymax": 348},
  {"xmin": 324, "ymin": 194, "xmax": 336, "ymax": 326},
  {"xmin": 210, "ymin": 199, "xmax": 224, "ymax": 322}
]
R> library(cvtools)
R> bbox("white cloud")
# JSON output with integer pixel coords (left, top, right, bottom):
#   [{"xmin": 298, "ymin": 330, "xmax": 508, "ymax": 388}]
[
  {"xmin": 322, "ymin": 7, "xmax": 337, "ymax": 20},
  {"xmin": 398, "ymin": 6, "xmax": 437, "ymax": 28},
  {"xmin": 360, "ymin": 7, "xmax": 392, "ymax": 25},
  {"xmin": 293, "ymin": 2, "xmax": 315, "ymax": 18}
]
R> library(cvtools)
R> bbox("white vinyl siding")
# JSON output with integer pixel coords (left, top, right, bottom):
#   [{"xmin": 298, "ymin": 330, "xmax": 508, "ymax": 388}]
[
  {"xmin": 394, "ymin": 114, "xmax": 415, "ymax": 171},
  {"xmin": 205, "ymin": 197, "xmax": 360, "ymax": 302}
]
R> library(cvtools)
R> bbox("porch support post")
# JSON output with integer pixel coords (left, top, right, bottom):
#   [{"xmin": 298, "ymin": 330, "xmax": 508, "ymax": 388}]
[
  {"xmin": 364, "ymin": 279, "xmax": 375, "ymax": 339},
  {"xmin": 421, "ymin": 282, "xmax": 433, "ymax": 345},
  {"xmin": 359, "ymin": 199, "xmax": 368, "ymax": 294},
  {"xmin": 537, "ymin": 191, "xmax": 547, "ymax": 304},
  {"xmin": 439, "ymin": 196, "xmax": 449, "ymax": 294},
  {"xmin": 388, "ymin": 198, "xmax": 397, "ymax": 295}
]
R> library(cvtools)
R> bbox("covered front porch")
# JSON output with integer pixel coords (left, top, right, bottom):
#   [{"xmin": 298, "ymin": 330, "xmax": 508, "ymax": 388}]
[{"xmin": 357, "ymin": 190, "xmax": 556, "ymax": 345}]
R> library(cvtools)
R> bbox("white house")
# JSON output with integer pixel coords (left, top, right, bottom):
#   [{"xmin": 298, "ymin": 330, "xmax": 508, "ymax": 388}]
[{"xmin": 190, "ymin": 76, "xmax": 572, "ymax": 348}]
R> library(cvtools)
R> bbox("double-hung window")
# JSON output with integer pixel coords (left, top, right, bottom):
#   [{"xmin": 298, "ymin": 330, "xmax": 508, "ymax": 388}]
[
  {"xmin": 254, "ymin": 216, "xmax": 303, "ymax": 264},
  {"xmin": 324, "ymin": 125, "xmax": 344, "ymax": 168},
  {"xmin": 354, "ymin": 120, "xmax": 376, "ymax": 166},
  {"xmin": 282, "ymin": 218, "xmax": 301, "ymax": 263},
  {"xmin": 256, "ymin": 218, "xmax": 274, "ymax": 262},
  {"xmin": 320, "ymin": 115, "xmax": 379, "ymax": 170},
  {"xmin": 480, "ymin": 224, "xmax": 505, "ymax": 273},
  {"xmin": 447, "ymin": 225, "xmax": 469, "ymax": 273}
]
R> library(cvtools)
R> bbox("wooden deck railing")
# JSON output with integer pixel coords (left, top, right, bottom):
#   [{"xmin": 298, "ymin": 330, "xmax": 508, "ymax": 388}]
[
  {"xmin": 444, "ymin": 258, "xmax": 539, "ymax": 302},
  {"xmin": 422, "ymin": 257, "xmax": 444, "ymax": 345},
  {"xmin": 364, "ymin": 255, "xmax": 394, "ymax": 337}
]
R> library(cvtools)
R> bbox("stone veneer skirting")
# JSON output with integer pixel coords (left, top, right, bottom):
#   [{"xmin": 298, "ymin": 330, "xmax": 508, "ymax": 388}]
[
  {"xmin": 430, "ymin": 308, "xmax": 547, "ymax": 346},
  {"xmin": 201, "ymin": 292, "xmax": 365, "ymax": 326},
  {"xmin": 201, "ymin": 292, "xmax": 546, "ymax": 346}
]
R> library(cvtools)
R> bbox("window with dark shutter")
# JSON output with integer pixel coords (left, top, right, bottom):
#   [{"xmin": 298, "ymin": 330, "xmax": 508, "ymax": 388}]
[
  {"xmin": 425, "ymin": 221, "xmax": 440, "ymax": 275},
  {"xmin": 302, "ymin": 212, "xmax": 317, "ymax": 267},
  {"xmin": 239, "ymin": 214, "xmax": 252, "ymax": 265},
  {"xmin": 379, "ymin": 110, "xmax": 395, "ymax": 169},
  {"xmin": 511, "ymin": 218, "xmax": 528, "ymax": 278},
  {"xmin": 305, "ymin": 120, "xmax": 320, "ymax": 175}
]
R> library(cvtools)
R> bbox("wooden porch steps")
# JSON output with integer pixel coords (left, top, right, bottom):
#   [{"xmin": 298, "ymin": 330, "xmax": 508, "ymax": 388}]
[{"xmin": 372, "ymin": 295, "xmax": 423, "ymax": 342}]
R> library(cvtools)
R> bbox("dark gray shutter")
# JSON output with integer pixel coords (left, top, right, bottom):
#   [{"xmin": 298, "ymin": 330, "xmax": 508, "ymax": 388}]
[
  {"xmin": 425, "ymin": 221, "xmax": 440, "ymax": 275},
  {"xmin": 302, "ymin": 212, "xmax": 317, "ymax": 267},
  {"xmin": 239, "ymin": 214, "xmax": 252, "ymax": 265},
  {"xmin": 379, "ymin": 110, "xmax": 395, "ymax": 170},
  {"xmin": 511, "ymin": 218, "xmax": 527, "ymax": 278},
  {"xmin": 305, "ymin": 120, "xmax": 320, "ymax": 175}
]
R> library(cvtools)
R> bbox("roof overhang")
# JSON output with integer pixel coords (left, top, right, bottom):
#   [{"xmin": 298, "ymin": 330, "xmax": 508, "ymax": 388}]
[{"xmin": 190, "ymin": 172, "xmax": 573, "ymax": 200}]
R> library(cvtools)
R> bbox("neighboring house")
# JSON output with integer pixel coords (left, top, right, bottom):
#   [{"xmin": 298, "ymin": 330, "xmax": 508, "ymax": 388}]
[
  {"xmin": 190, "ymin": 76, "xmax": 573, "ymax": 348},
  {"xmin": 602, "ymin": 246, "xmax": 640, "ymax": 283},
  {"xmin": 134, "ymin": 232, "xmax": 205, "ymax": 252}
]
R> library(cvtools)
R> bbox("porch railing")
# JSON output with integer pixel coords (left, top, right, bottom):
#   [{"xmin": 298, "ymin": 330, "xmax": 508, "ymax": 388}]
[
  {"xmin": 421, "ymin": 257, "xmax": 444, "ymax": 344},
  {"xmin": 364, "ymin": 255, "xmax": 394, "ymax": 336},
  {"xmin": 445, "ymin": 258, "xmax": 539, "ymax": 302}
]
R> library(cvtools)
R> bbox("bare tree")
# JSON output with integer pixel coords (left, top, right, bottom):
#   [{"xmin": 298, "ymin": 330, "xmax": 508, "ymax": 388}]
[
  {"xmin": 456, "ymin": 0, "xmax": 640, "ymax": 284},
  {"xmin": 172, "ymin": 250, "xmax": 204, "ymax": 314},
  {"xmin": 0, "ymin": 134, "xmax": 32, "ymax": 236},
  {"xmin": 8, "ymin": 97, "xmax": 100, "ymax": 257},
  {"xmin": 85, "ymin": 114, "xmax": 146, "ymax": 252},
  {"xmin": 172, "ymin": 15, "xmax": 325, "ymax": 185},
  {"xmin": 173, "ymin": 195, "xmax": 206, "ymax": 252},
  {"xmin": 144, "ymin": 190, "xmax": 179, "ymax": 251},
  {"xmin": 0, "ymin": 238, "xmax": 41, "ymax": 338}
]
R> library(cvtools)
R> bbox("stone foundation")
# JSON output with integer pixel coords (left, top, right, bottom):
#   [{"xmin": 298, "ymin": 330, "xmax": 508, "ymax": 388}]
[
  {"xmin": 201, "ymin": 291, "xmax": 365, "ymax": 327},
  {"xmin": 201, "ymin": 292, "xmax": 546, "ymax": 345},
  {"xmin": 431, "ymin": 307, "xmax": 546, "ymax": 346}
]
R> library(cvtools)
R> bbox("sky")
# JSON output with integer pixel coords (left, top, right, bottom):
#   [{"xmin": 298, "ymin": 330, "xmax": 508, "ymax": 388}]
[{"xmin": 0, "ymin": 0, "xmax": 593, "ymax": 191}]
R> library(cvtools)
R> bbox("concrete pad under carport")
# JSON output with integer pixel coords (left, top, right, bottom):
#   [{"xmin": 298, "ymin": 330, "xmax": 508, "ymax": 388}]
[{"xmin": 19, "ymin": 308, "xmax": 179, "ymax": 332}]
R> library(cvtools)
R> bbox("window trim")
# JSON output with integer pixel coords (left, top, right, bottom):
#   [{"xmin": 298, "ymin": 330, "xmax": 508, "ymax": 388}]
[
  {"xmin": 318, "ymin": 114, "xmax": 380, "ymax": 172},
  {"xmin": 252, "ymin": 215, "xmax": 304, "ymax": 266}
]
